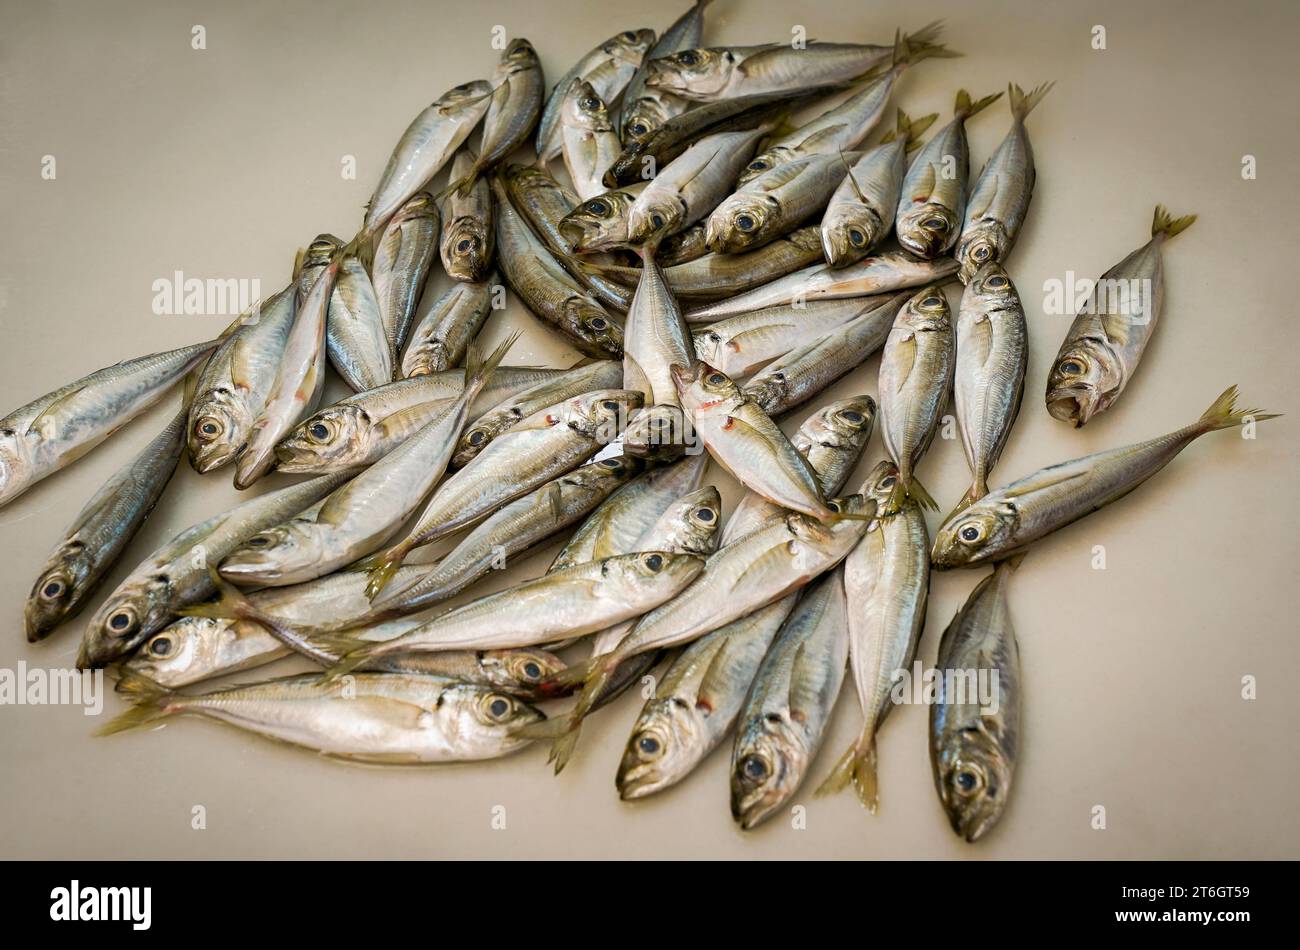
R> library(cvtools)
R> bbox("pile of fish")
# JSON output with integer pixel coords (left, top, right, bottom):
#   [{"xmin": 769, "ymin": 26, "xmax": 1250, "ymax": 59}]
[{"xmin": 5, "ymin": 3, "xmax": 1275, "ymax": 842}]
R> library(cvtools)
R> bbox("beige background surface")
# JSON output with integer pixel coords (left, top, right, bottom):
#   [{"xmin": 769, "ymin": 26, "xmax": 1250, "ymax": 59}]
[{"xmin": 1, "ymin": 0, "xmax": 1298, "ymax": 859}]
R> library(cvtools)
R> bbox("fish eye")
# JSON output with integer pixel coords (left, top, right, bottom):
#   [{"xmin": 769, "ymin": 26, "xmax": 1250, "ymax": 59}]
[
  {"xmin": 985, "ymin": 275, "xmax": 1009, "ymax": 289},
  {"xmin": 587, "ymin": 200, "xmax": 607, "ymax": 214},
  {"xmin": 694, "ymin": 507, "xmax": 715, "ymax": 523},
  {"xmin": 707, "ymin": 372, "xmax": 726, "ymax": 385},
  {"xmin": 826, "ymin": 501, "xmax": 841, "ymax": 513},
  {"xmin": 308, "ymin": 422, "xmax": 331, "ymax": 442},
  {"xmin": 456, "ymin": 238, "xmax": 474, "ymax": 253},
  {"xmin": 599, "ymin": 457, "xmax": 622, "ymax": 468},
  {"xmin": 643, "ymin": 553, "xmax": 664, "ymax": 571},
  {"xmin": 748, "ymin": 159, "xmax": 770, "ymax": 171},
  {"xmin": 149, "ymin": 636, "xmax": 173, "ymax": 657},
  {"xmin": 1058, "ymin": 358, "xmax": 1085, "ymax": 375},
  {"xmin": 973, "ymin": 244, "xmax": 992, "ymax": 261},
  {"xmin": 840, "ymin": 409, "xmax": 864, "ymax": 424},
  {"xmin": 677, "ymin": 50, "xmax": 699, "ymax": 66},
  {"xmin": 923, "ymin": 216, "xmax": 947, "ymax": 229},
  {"xmin": 650, "ymin": 213, "xmax": 665, "ymax": 228},
  {"xmin": 247, "ymin": 535, "xmax": 272, "ymax": 547},
  {"xmin": 848, "ymin": 227, "xmax": 866, "ymax": 247},
  {"xmin": 589, "ymin": 318, "xmax": 609, "ymax": 331},
  {"xmin": 522, "ymin": 661, "xmax": 542, "ymax": 680},
  {"xmin": 637, "ymin": 734, "xmax": 661, "ymax": 757},
  {"xmin": 581, "ymin": 96, "xmax": 601, "ymax": 110},
  {"xmin": 467, "ymin": 430, "xmax": 488, "ymax": 447},
  {"xmin": 740, "ymin": 754, "xmax": 769, "ymax": 781},
  {"xmin": 40, "ymin": 579, "xmax": 65, "ymax": 600},
  {"xmin": 958, "ymin": 523, "xmax": 984, "ymax": 543},
  {"xmin": 621, "ymin": 30, "xmax": 638, "ymax": 41},
  {"xmin": 921, "ymin": 295, "xmax": 944, "ymax": 308},
  {"xmin": 956, "ymin": 771, "xmax": 977, "ymax": 791},
  {"xmin": 107, "ymin": 609, "xmax": 136, "ymax": 633},
  {"xmin": 487, "ymin": 696, "xmax": 511, "ymax": 719},
  {"xmin": 194, "ymin": 417, "xmax": 223, "ymax": 440},
  {"xmin": 630, "ymin": 123, "xmax": 648, "ymax": 136},
  {"xmin": 878, "ymin": 474, "xmax": 897, "ymax": 489},
  {"xmin": 601, "ymin": 400, "xmax": 619, "ymax": 411},
  {"xmin": 735, "ymin": 213, "xmax": 757, "ymax": 232}
]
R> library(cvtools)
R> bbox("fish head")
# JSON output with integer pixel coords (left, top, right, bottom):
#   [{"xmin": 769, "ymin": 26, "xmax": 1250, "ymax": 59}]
[
  {"xmin": 650, "ymin": 486, "xmax": 723, "ymax": 556},
  {"xmin": 622, "ymin": 405, "xmax": 691, "ymax": 461},
  {"xmin": 603, "ymin": 28, "xmax": 657, "ymax": 64},
  {"xmin": 187, "ymin": 388, "xmax": 254, "ymax": 473},
  {"xmin": 565, "ymin": 388, "xmax": 642, "ymax": 443},
  {"xmin": 0, "ymin": 423, "xmax": 35, "ymax": 507},
  {"xmin": 441, "ymin": 214, "xmax": 494, "ymax": 282},
  {"xmin": 620, "ymin": 97, "xmax": 673, "ymax": 146},
  {"xmin": 559, "ymin": 190, "xmax": 638, "ymax": 251},
  {"xmin": 394, "ymin": 191, "xmax": 439, "ymax": 222},
  {"xmin": 705, "ymin": 194, "xmax": 781, "ymax": 254},
  {"xmin": 294, "ymin": 234, "xmax": 344, "ymax": 296},
  {"xmin": 954, "ymin": 222, "xmax": 1010, "ymax": 284},
  {"xmin": 820, "ymin": 201, "xmax": 886, "ymax": 268},
  {"xmin": 736, "ymin": 147, "xmax": 795, "ymax": 187},
  {"xmin": 930, "ymin": 501, "xmax": 1017, "ymax": 569},
  {"xmin": 787, "ymin": 493, "xmax": 875, "ymax": 554},
  {"xmin": 617, "ymin": 695, "xmax": 707, "ymax": 799},
  {"xmin": 644, "ymin": 47, "xmax": 735, "ymax": 98},
  {"xmin": 739, "ymin": 368, "xmax": 789, "ymax": 417},
  {"xmin": 563, "ymin": 81, "xmax": 613, "ymax": 134},
  {"xmin": 966, "ymin": 260, "xmax": 1020, "ymax": 310},
  {"xmin": 80, "ymin": 576, "xmax": 174, "ymax": 669},
  {"xmin": 658, "ymin": 225, "xmax": 707, "ymax": 265},
  {"xmin": 897, "ymin": 201, "xmax": 961, "ymax": 259},
  {"xmin": 498, "ymin": 38, "xmax": 540, "ymax": 73},
  {"xmin": 274, "ymin": 404, "xmax": 372, "ymax": 473},
  {"xmin": 24, "ymin": 540, "xmax": 95, "ymax": 641},
  {"xmin": 561, "ymin": 298, "xmax": 625, "ymax": 358},
  {"xmin": 730, "ymin": 713, "xmax": 805, "ymax": 830},
  {"xmin": 403, "ymin": 340, "xmax": 453, "ymax": 378},
  {"xmin": 626, "ymin": 194, "xmax": 685, "ymax": 247},
  {"xmin": 124, "ymin": 616, "xmax": 269, "ymax": 689},
  {"xmin": 898, "ymin": 285, "xmax": 952, "ymax": 333},
  {"xmin": 691, "ymin": 327, "xmax": 729, "ymax": 369},
  {"xmin": 476, "ymin": 648, "xmax": 568, "ymax": 701},
  {"xmin": 671, "ymin": 362, "xmax": 742, "ymax": 416},
  {"xmin": 934, "ymin": 719, "xmax": 1015, "ymax": 842},
  {"xmin": 219, "ymin": 521, "xmax": 324, "ymax": 586},
  {"xmin": 859, "ymin": 459, "xmax": 905, "ymax": 512},
  {"xmin": 1045, "ymin": 337, "xmax": 1121, "ymax": 428},
  {"xmin": 451, "ymin": 684, "xmax": 544, "ymax": 752},
  {"xmin": 606, "ymin": 551, "xmax": 705, "ymax": 606},
  {"xmin": 799, "ymin": 395, "xmax": 877, "ymax": 455},
  {"xmin": 563, "ymin": 454, "xmax": 645, "ymax": 495},
  {"xmin": 439, "ymin": 79, "xmax": 495, "ymax": 114}
]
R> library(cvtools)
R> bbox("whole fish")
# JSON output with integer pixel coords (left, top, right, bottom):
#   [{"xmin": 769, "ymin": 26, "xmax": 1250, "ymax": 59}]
[
  {"xmin": 537, "ymin": 28, "xmax": 656, "ymax": 163},
  {"xmin": 930, "ymin": 560, "xmax": 1021, "ymax": 841},
  {"xmin": 492, "ymin": 178, "xmax": 625, "ymax": 357},
  {"xmin": 364, "ymin": 80, "xmax": 493, "ymax": 232},
  {"xmin": 932, "ymin": 386, "xmax": 1276, "ymax": 568},
  {"xmin": 373, "ymin": 192, "xmax": 440, "ymax": 353},
  {"xmin": 101, "ymin": 670, "xmax": 543, "ymax": 764},
  {"xmin": 561, "ymin": 82, "xmax": 623, "ymax": 201},
  {"xmin": 817, "ymin": 461, "xmax": 929, "ymax": 811},
  {"xmin": 743, "ymin": 294, "xmax": 908, "ymax": 417},
  {"xmin": 896, "ymin": 89, "xmax": 1002, "ymax": 259},
  {"xmin": 451, "ymin": 359, "xmax": 622, "ymax": 467},
  {"xmin": 643, "ymin": 25, "xmax": 942, "ymax": 101},
  {"xmin": 878, "ymin": 286, "xmax": 954, "ymax": 510},
  {"xmin": 624, "ymin": 252, "xmax": 695, "ymax": 414},
  {"xmin": 0, "ymin": 340, "xmax": 215, "ymax": 509},
  {"xmin": 448, "ymin": 39, "xmax": 543, "ymax": 195},
  {"xmin": 25, "ymin": 408, "xmax": 188, "ymax": 642},
  {"xmin": 77, "ymin": 471, "xmax": 352, "ymax": 668},
  {"xmin": 439, "ymin": 150, "xmax": 495, "ymax": 283},
  {"xmin": 730, "ymin": 570, "xmax": 849, "ymax": 829},
  {"xmin": 952, "ymin": 262, "xmax": 1027, "ymax": 513},
  {"xmin": 274, "ymin": 365, "xmax": 565, "ymax": 474},
  {"xmin": 619, "ymin": 1, "xmax": 710, "ymax": 144},
  {"xmin": 627, "ymin": 126, "xmax": 770, "ymax": 246},
  {"xmin": 218, "ymin": 339, "xmax": 513, "ymax": 587},
  {"xmin": 364, "ymin": 389, "xmax": 641, "ymax": 595},
  {"xmin": 327, "ymin": 256, "xmax": 393, "ymax": 391},
  {"xmin": 401, "ymin": 277, "xmax": 497, "ymax": 378},
  {"xmin": 820, "ymin": 110, "xmax": 936, "ymax": 266},
  {"xmin": 954, "ymin": 82, "xmax": 1054, "ymax": 283},
  {"xmin": 1045, "ymin": 205, "xmax": 1197, "ymax": 427},
  {"xmin": 558, "ymin": 184, "xmax": 647, "ymax": 252},
  {"xmin": 187, "ymin": 288, "xmax": 296, "ymax": 473},
  {"xmin": 684, "ymin": 251, "xmax": 957, "ymax": 323}
]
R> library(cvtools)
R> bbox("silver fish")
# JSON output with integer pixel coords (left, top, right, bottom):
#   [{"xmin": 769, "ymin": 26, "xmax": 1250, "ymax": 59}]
[
  {"xmin": 624, "ymin": 252, "xmax": 695, "ymax": 410},
  {"xmin": 1045, "ymin": 206, "xmax": 1196, "ymax": 427},
  {"xmin": 449, "ymin": 39, "xmax": 543, "ymax": 194},
  {"xmin": 561, "ymin": 82, "xmax": 623, "ymax": 201},
  {"xmin": 327, "ymin": 255, "xmax": 393, "ymax": 392},
  {"xmin": 373, "ymin": 192, "xmax": 440, "ymax": 353},
  {"xmin": 558, "ymin": 184, "xmax": 647, "ymax": 252},
  {"xmin": 0, "ymin": 340, "xmax": 215, "ymax": 509},
  {"xmin": 439, "ymin": 150, "xmax": 495, "ymax": 283},
  {"xmin": 619, "ymin": 1, "xmax": 710, "ymax": 144},
  {"xmin": 400, "ymin": 277, "xmax": 497, "ymax": 378}
]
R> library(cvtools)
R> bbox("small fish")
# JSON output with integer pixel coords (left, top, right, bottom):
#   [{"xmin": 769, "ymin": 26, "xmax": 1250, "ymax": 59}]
[
  {"xmin": 101, "ymin": 670, "xmax": 543, "ymax": 764},
  {"xmin": 373, "ymin": 192, "xmax": 440, "ymax": 354},
  {"xmin": 558, "ymin": 185, "xmax": 647, "ymax": 252},
  {"xmin": 448, "ymin": 39, "xmax": 543, "ymax": 195},
  {"xmin": 878, "ymin": 286, "xmax": 954, "ymax": 510},
  {"xmin": 930, "ymin": 560, "xmax": 1021, "ymax": 842},
  {"xmin": 619, "ymin": 2, "xmax": 710, "ymax": 143},
  {"xmin": 730, "ymin": 570, "xmax": 849, "ymax": 829},
  {"xmin": 932, "ymin": 386, "xmax": 1277, "ymax": 568},
  {"xmin": 951, "ymin": 262, "xmax": 1027, "ymax": 514},
  {"xmin": 819, "ymin": 109, "xmax": 936, "ymax": 266},
  {"xmin": 1045, "ymin": 205, "xmax": 1196, "ymax": 427},
  {"xmin": 439, "ymin": 150, "xmax": 495, "ymax": 283},
  {"xmin": 327, "ymin": 255, "xmax": 393, "ymax": 392},
  {"xmin": 955, "ymin": 82, "xmax": 1054, "ymax": 283},
  {"xmin": 400, "ymin": 277, "xmax": 497, "ymax": 378},
  {"xmin": 25, "ymin": 408, "xmax": 188, "ymax": 642},
  {"xmin": 623, "ymin": 251, "xmax": 696, "ymax": 458},
  {"xmin": 561, "ymin": 82, "xmax": 623, "ymax": 201},
  {"xmin": 0, "ymin": 340, "xmax": 215, "ymax": 509},
  {"xmin": 896, "ymin": 89, "xmax": 1002, "ymax": 259}
]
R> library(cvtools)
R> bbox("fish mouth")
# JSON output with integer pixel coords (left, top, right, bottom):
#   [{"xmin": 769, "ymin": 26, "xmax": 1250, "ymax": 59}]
[{"xmin": 1045, "ymin": 386, "xmax": 1098, "ymax": 428}]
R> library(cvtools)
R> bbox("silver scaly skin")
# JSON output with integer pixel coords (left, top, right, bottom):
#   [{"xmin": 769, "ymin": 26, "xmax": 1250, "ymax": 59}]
[
  {"xmin": 560, "ymin": 82, "xmax": 625, "ymax": 202},
  {"xmin": 400, "ymin": 277, "xmax": 497, "ymax": 378},
  {"xmin": 619, "ymin": 2, "xmax": 709, "ymax": 144},
  {"xmin": 372, "ymin": 193, "xmax": 440, "ymax": 353},
  {"xmin": 327, "ymin": 256, "xmax": 392, "ymax": 392}
]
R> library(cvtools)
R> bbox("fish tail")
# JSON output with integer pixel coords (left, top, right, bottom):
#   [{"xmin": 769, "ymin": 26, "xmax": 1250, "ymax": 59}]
[
  {"xmin": 179, "ymin": 566, "xmax": 257, "ymax": 622},
  {"xmin": 883, "ymin": 108, "xmax": 936, "ymax": 150},
  {"xmin": 340, "ymin": 225, "xmax": 379, "ymax": 274},
  {"xmin": 896, "ymin": 24, "xmax": 960, "ymax": 69},
  {"xmin": 956, "ymin": 88, "xmax": 1003, "ymax": 120},
  {"xmin": 321, "ymin": 646, "xmax": 377, "ymax": 684},
  {"xmin": 903, "ymin": 19, "xmax": 945, "ymax": 51},
  {"xmin": 944, "ymin": 478, "xmax": 987, "ymax": 520},
  {"xmin": 816, "ymin": 733, "xmax": 879, "ymax": 813},
  {"xmin": 98, "ymin": 670, "xmax": 180, "ymax": 736},
  {"xmin": 1008, "ymin": 81, "xmax": 1055, "ymax": 123},
  {"xmin": 463, "ymin": 330, "xmax": 521, "ymax": 400},
  {"xmin": 1194, "ymin": 385, "xmax": 1279, "ymax": 434},
  {"xmin": 905, "ymin": 475, "xmax": 939, "ymax": 512},
  {"xmin": 365, "ymin": 548, "xmax": 408, "ymax": 600},
  {"xmin": 1151, "ymin": 204, "xmax": 1197, "ymax": 242},
  {"xmin": 548, "ymin": 726, "xmax": 585, "ymax": 774},
  {"xmin": 535, "ymin": 656, "xmax": 600, "ymax": 700}
]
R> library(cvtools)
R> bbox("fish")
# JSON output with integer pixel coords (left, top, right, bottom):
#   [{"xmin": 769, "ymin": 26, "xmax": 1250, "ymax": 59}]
[
  {"xmin": 327, "ymin": 255, "xmax": 393, "ymax": 392},
  {"xmin": 896, "ymin": 89, "xmax": 1002, "ymax": 259},
  {"xmin": 558, "ymin": 184, "xmax": 647, "ymax": 252},
  {"xmin": 954, "ymin": 82, "xmax": 1054, "ymax": 283},
  {"xmin": 951, "ymin": 261, "xmax": 1027, "ymax": 514},
  {"xmin": 619, "ymin": 1, "xmax": 710, "ymax": 144},
  {"xmin": 930, "ymin": 560, "xmax": 1022, "ymax": 841},
  {"xmin": 439, "ymin": 150, "xmax": 495, "ymax": 283},
  {"xmin": 684, "ymin": 251, "xmax": 957, "ymax": 323},
  {"xmin": 932, "ymin": 386, "xmax": 1277, "ymax": 568},
  {"xmin": 627, "ymin": 126, "xmax": 770, "ymax": 247},
  {"xmin": 364, "ymin": 80, "xmax": 493, "ymax": 232},
  {"xmin": 819, "ymin": 110, "xmax": 936, "ymax": 266},
  {"xmin": 730, "ymin": 570, "xmax": 849, "ymax": 829},
  {"xmin": 561, "ymin": 82, "xmax": 623, "ymax": 201},
  {"xmin": 400, "ymin": 276, "xmax": 497, "ymax": 378},
  {"xmin": 817, "ymin": 461, "xmax": 930, "ymax": 811},
  {"xmin": 218, "ymin": 338, "xmax": 514, "ymax": 587},
  {"xmin": 706, "ymin": 148, "xmax": 864, "ymax": 254},
  {"xmin": 742, "ymin": 294, "xmax": 908, "ymax": 417},
  {"xmin": 658, "ymin": 224, "xmax": 710, "ymax": 265},
  {"xmin": 877, "ymin": 286, "xmax": 954, "ymax": 510},
  {"xmin": 644, "ymin": 24, "xmax": 943, "ymax": 101},
  {"xmin": 674, "ymin": 363, "xmax": 841, "ymax": 521},
  {"xmin": 274, "ymin": 366, "xmax": 566, "ymax": 474},
  {"xmin": 101, "ymin": 669, "xmax": 543, "ymax": 764},
  {"xmin": 537, "ymin": 27, "xmax": 656, "ymax": 163},
  {"xmin": 451, "ymin": 359, "xmax": 622, "ymax": 467},
  {"xmin": 623, "ymin": 251, "xmax": 696, "ymax": 458},
  {"xmin": 187, "ymin": 287, "xmax": 297, "ymax": 473},
  {"xmin": 372, "ymin": 192, "xmax": 440, "ymax": 354},
  {"xmin": 77, "ymin": 471, "xmax": 352, "ymax": 668},
  {"xmin": 364, "ymin": 388, "xmax": 641, "ymax": 596},
  {"xmin": 1045, "ymin": 205, "xmax": 1197, "ymax": 427},
  {"xmin": 25, "ymin": 408, "xmax": 189, "ymax": 642},
  {"xmin": 448, "ymin": 39, "xmax": 543, "ymax": 195},
  {"xmin": 492, "ymin": 177, "xmax": 625, "ymax": 357}
]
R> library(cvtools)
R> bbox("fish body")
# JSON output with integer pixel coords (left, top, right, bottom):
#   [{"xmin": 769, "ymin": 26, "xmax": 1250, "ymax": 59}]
[
  {"xmin": 561, "ymin": 82, "xmax": 625, "ymax": 201},
  {"xmin": 624, "ymin": 253, "xmax": 695, "ymax": 410},
  {"xmin": 401, "ymin": 277, "xmax": 497, "ymax": 378},
  {"xmin": 327, "ymin": 256, "xmax": 393, "ymax": 392},
  {"xmin": 619, "ymin": 2, "xmax": 709, "ymax": 143},
  {"xmin": 439, "ymin": 150, "xmax": 495, "ymax": 283},
  {"xmin": 453, "ymin": 39, "xmax": 544, "ymax": 193},
  {"xmin": 373, "ymin": 192, "xmax": 440, "ymax": 353}
]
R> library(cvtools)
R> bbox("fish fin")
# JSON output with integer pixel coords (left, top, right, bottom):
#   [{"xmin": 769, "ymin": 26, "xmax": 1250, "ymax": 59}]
[
  {"xmin": 816, "ymin": 734, "xmax": 879, "ymax": 812},
  {"xmin": 903, "ymin": 19, "xmax": 945, "ymax": 51},
  {"xmin": 1008, "ymin": 81, "xmax": 1055, "ymax": 123},
  {"xmin": 904, "ymin": 114, "xmax": 939, "ymax": 153},
  {"xmin": 339, "ymin": 226, "xmax": 379, "ymax": 274},
  {"xmin": 880, "ymin": 108, "xmax": 906, "ymax": 144},
  {"xmin": 1194, "ymin": 385, "xmax": 1279, "ymax": 433},
  {"xmin": 956, "ymin": 88, "xmax": 1003, "ymax": 120},
  {"xmin": 321, "ymin": 644, "xmax": 378, "ymax": 684},
  {"xmin": 365, "ymin": 546, "xmax": 410, "ymax": 600},
  {"xmin": 463, "ymin": 330, "xmax": 521, "ymax": 399},
  {"xmin": 25, "ymin": 386, "xmax": 87, "ymax": 437},
  {"xmin": 177, "ymin": 566, "xmax": 255, "ymax": 621},
  {"xmin": 944, "ymin": 479, "xmax": 987, "ymax": 520},
  {"xmin": 98, "ymin": 670, "xmax": 178, "ymax": 736},
  {"xmin": 534, "ymin": 655, "xmax": 598, "ymax": 700},
  {"xmin": 839, "ymin": 149, "xmax": 869, "ymax": 203},
  {"xmin": 906, "ymin": 475, "xmax": 939, "ymax": 511},
  {"xmin": 1151, "ymin": 204, "xmax": 1197, "ymax": 242}
]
